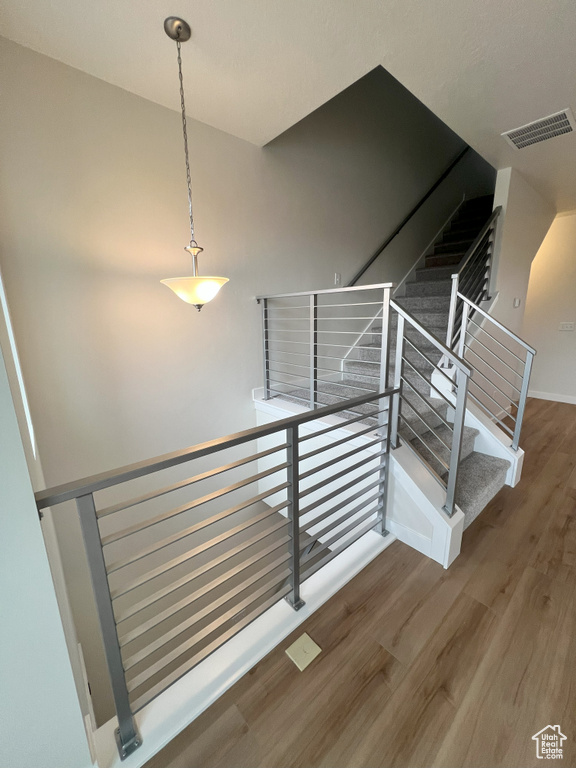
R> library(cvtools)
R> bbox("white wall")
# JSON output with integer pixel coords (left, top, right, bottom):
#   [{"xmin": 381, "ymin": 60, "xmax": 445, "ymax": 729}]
[
  {"xmin": 0, "ymin": 345, "xmax": 92, "ymax": 768},
  {"xmin": 0, "ymin": 38, "xmax": 485, "ymax": 725},
  {"xmin": 492, "ymin": 168, "xmax": 556, "ymax": 334},
  {"xmin": 523, "ymin": 212, "xmax": 576, "ymax": 403}
]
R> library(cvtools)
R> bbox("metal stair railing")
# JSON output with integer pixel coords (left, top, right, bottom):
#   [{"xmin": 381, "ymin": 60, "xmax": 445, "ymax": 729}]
[
  {"xmin": 35, "ymin": 387, "xmax": 397, "ymax": 761},
  {"xmin": 389, "ymin": 299, "xmax": 471, "ymax": 516},
  {"xmin": 449, "ymin": 293, "xmax": 536, "ymax": 451},
  {"xmin": 445, "ymin": 206, "xmax": 502, "ymax": 349}
]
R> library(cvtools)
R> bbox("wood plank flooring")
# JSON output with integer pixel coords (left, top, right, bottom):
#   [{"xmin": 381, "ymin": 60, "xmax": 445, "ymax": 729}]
[{"xmin": 144, "ymin": 398, "xmax": 576, "ymax": 768}]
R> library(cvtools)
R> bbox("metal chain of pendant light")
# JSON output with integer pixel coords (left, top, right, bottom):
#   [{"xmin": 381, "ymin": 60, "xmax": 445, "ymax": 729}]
[{"xmin": 161, "ymin": 17, "xmax": 229, "ymax": 310}]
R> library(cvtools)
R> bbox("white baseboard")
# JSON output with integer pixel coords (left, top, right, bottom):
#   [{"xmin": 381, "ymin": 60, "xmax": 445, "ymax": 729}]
[{"xmin": 528, "ymin": 390, "xmax": 576, "ymax": 405}]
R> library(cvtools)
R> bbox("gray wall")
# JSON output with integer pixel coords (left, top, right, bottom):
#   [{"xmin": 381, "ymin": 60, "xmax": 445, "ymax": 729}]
[
  {"xmin": 0, "ymin": 346, "xmax": 92, "ymax": 768},
  {"xmin": 0, "ymin": 38, "xmax": 491, "ymax": 723}
]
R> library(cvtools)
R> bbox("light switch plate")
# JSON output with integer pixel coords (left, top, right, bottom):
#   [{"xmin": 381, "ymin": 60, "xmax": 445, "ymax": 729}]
[{"xmin": 285, "ymin": 633, "xmax": 322, "ymax": 671}]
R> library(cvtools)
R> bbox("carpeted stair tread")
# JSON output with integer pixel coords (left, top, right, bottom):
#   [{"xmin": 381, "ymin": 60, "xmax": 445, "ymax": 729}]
[
  {"xmin": 447, "ymin": 452, "xmax": 510, "ymax": 528},
  {"xmin": 407, "ymin": 423, "xmax": 479, "ymax": 478},
  {"xmin": 405, "ymin": 280, "xmax": 453, "ymax": 297},
  {"xmin": 415, "ymin": 265, "xmax": 456, "ymax": 282}
]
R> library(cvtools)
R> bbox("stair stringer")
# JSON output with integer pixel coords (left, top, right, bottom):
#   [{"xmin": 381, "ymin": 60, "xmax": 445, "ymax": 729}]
[{"xmin": 388, "ymin": 443, "xmax": 464, "ymax": 568}]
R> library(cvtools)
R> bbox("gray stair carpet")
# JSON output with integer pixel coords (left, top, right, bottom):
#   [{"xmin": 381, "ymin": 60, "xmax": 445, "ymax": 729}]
[{"xmin": 273, "ymin": 195, "xmax": 511, "ymax": 529}]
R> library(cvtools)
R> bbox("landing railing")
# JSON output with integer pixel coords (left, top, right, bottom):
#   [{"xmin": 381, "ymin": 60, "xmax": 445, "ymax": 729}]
[
  {"xmin": 448, "ymin": 293, "xmax": 535, "ymax": 450},
  {"xmin": 258, "ymin": 284, "xmax": 394, "ymax": 409},
  {"xmin": 258, "ymin": 284, "xmax": 472, "ymax": 518},
  {"xmin": 35, "ymin": 388, "xmax": 396, "ymax": 760},
  {"xmin": 389, "ymin": 299, "xmax": 471, "ymax": 515}
]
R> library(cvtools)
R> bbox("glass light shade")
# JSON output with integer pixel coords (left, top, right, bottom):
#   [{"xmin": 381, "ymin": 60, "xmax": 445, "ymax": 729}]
[{"xmin": 160, "ymin": 276, "xmax": 229, "ymax": 309}]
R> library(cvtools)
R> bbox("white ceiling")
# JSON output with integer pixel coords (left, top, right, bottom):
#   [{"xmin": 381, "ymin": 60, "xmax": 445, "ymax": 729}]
[{"xmin": 2, "ymin": 0, "xmax": 576, "ymax": 210}]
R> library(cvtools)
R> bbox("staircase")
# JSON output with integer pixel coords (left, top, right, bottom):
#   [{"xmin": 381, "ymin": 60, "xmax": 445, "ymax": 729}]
[{"xmin": 277, "ymin": 196, "xmax": 511, "ymax": 529}]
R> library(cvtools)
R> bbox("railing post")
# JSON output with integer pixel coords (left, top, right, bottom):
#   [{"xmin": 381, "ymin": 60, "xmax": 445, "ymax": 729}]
[
  {"xmin": 444, "ymin": 367, "xmax": 469, "ymax": 516},
  {"xmin": 457, "ymin": 300, "xmax": 470, "ymax": 359},
  {"xmin": 512, "ymin": 350, "xmax": 534, "ymax": 451},
  {"xmin": 379, "ymin": 287, "xmax": 391, "ymax": 393},
  {"xmin": 446, "ymin": 274, "xmax": 459, "ymax": 349},
  {"xmin": 286, "ymin": 425, "xmax": 305, "ymax": 610},
  {"xmin": 309, "ymin": 294, "xmax": 318, "ymax": 410},
  {"xmin": 261, "ymin": 298, "xmax": 270, "ymax": 400},
  {"xmin": 390, "ymin": 312, "xmax": 404, "ymax": 449},
  {"xmin": 483, "ymin": 224, "xmax": 496, "ymax": 301},
  {"xmin": 375, "ymin": 392, "xmax": 392, "ymax": 537},
  {"xmin": 76, "ymin": 493, "xmax": 141, "ymax": 760}
]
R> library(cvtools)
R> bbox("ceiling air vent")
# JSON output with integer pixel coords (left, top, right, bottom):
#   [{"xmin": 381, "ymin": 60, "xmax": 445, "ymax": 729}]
[{"xmin": 502, "ymin": 109, "xmax": 576, "ymax": 149}]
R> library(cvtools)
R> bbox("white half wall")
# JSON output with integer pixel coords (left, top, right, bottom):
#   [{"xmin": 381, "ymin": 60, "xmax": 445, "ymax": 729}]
[
  {"xmin": 523, "ymin": 212, "xmax": 576, "ymax": 402},
  {"xmin": 0, "ymin": 346, "xmax": 92, "ymax": 768}
]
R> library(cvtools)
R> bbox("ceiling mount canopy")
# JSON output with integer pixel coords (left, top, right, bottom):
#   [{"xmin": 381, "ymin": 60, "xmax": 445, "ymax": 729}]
[{"xmin": 160, "ymin": 16, "xmax": 228, "ymax": 311}]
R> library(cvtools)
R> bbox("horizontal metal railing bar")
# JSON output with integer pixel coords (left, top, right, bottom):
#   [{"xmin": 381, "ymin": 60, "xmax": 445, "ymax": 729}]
[
  {"xmin": 299, "ymin": 436, "xmax": 383, "ymax": 480},
  {"xmin": 398, "ymin": 414, "xmax": 450, "ymax": 473},
  {"xmin": 268, "ymin": 317, "xmax": 381, "ymax": 325},
  {"xmin": 303, "ymin": 479, "xmax": 382, "ymax": 526},
  {"xmin": 463, "ymin": 330, "xmax": 524, "ymax": 379},
  {"xmin": 102, "ymin": 466, "xmax": 289, "ymax": 551},
  {"xmin": 300, "ymin": 507, "xmax": 379, "ymax": 565},
  {"xmin": 463, "ymin": 345, "xmax": 522, "ymax": 393},
  {"xmin": 400, "ymin": 397, "xmax": 452, "ymax": 453},
  {"xmin": 300, "ymin": 452, "xmax": 386, "ymax": 500},
  {"xmin": 467, "ymin": 391, "xmax": 515, "ymax": 437},
  {"xmin": 463, "ymin": 356, "xmax": 521, "ymax": 402},
  {"xmin": 111, "ymin": 516, "xmax": 290, "ymax": 600},
  {"xmin": 399, "ymin": 437, "xmax": 449, "ymax": 490},
  {"xmin": 114, "ymin": 532, "xmax": 291, "ymax": 619},
  {"xmin": 122, "ymin": 565, "xmax": 292, "ymax": 672},
  {"xmin": 300, "ymin": 518, "xmax": 377, "ymax": 583},
  {"xmin": 106, "ymin": 495, "xmax": 289, "ymax": 575},
  {"xmin": 459, "ymin": 272, "xmax": 488, "ymax": 303},
  {"xmin": 268, "ymin": 359, "xmax": 339, "ymax": 375},
  {"xmin": 467, "ymin": 374, "xmax": 517, "ymax": 418},
  {"xmin": 130, "ymin": 585, "xmax": 292, "ymax": 714},
  {"xmin": 299, "ymin": 407, "xmax": 384, "ymax": 443},
  {"xmin": 402, "ymin": 337, "xmax": 456, "ymax": 387},
  {"xmin": 458, "ymin": 292, "xmax": 536, "ymax": 354},
  {"xmin": 400, "ymin": 376, "xmax": 454, "ymax": 432},
  {"xmin": 268, "ymin": 369, "xmax": 377, "ymax": 396},
  {"xmin": 300, "ymin": 491, "xmax": 380, "ymax": 536},
  {"xmin": 267, "ymin": 348, "xmax": 373, "ymax": 363},
  {"xmin": 256, "ymin": 283, "xmax": 394, "ymax": 301},
  {"xmin": 300, "ymin": 422, "xmax": 380, "ymax": 461},
  {"xmin": 118, "ymin": 551, "xmax": 292, "ymax": 646},
  {"xmin": 459, "ymin": 255, "xmax": 489, "ymax": 291},
  {"xmin": 465, "ymin": 318, "xmax": 526, "ymax": 365},
  {"xmin": 391, "ymin": 299, "xmax": 471, "ymax": 376},
  {"xmin": 300, "ymin": 504, "xmax": 380, "ymax": 555},
  {"xmin": 269, "ymin": 328, "xmax": 389, "ymax": 336},
  {"xmin": 299, "ymin": 466, "xmax": 382, "ymax": 516},
  {"xmin": 97, "ymin": 443, "xmax": 289, "ymax": 521},
  {"xmin": 453, "ymin": 208, "xmax": 500, "ymax": 277},
  {"xmin": 126, "ymin": 571, "xmax": 291, "ymax": 693},
  {"xmin": 36, "ymin": 389, "xmax": 396, "ymax": 508},
  {"xmin": 267, "ymin": 387, "xmax": 379, "ymax": 422},
  {"xmin": 401, "ymin": 357, "xmax": 455, "ymax": 410}
]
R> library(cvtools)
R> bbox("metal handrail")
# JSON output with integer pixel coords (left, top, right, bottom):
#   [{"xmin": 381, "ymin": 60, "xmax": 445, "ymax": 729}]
[
  {"xmin": 35, "ymin": 388, "xmax": 394, "ymax": 510},
  {"xmin": 347, "ymin": 146, "xmax": 470, "ymax": 286},
  {"xmin": 255, "ymin": 282, "xmax": 394, "ymax": 302},
  {"xmin": 456, "ymin": 292, "xmax": 536, "ymax": 355}
]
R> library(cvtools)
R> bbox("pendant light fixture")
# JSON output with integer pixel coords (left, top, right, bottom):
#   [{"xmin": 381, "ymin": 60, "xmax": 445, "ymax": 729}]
[{"xmin": 161, "ymin": 17, "xmax": 229, "ymax": 311}]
